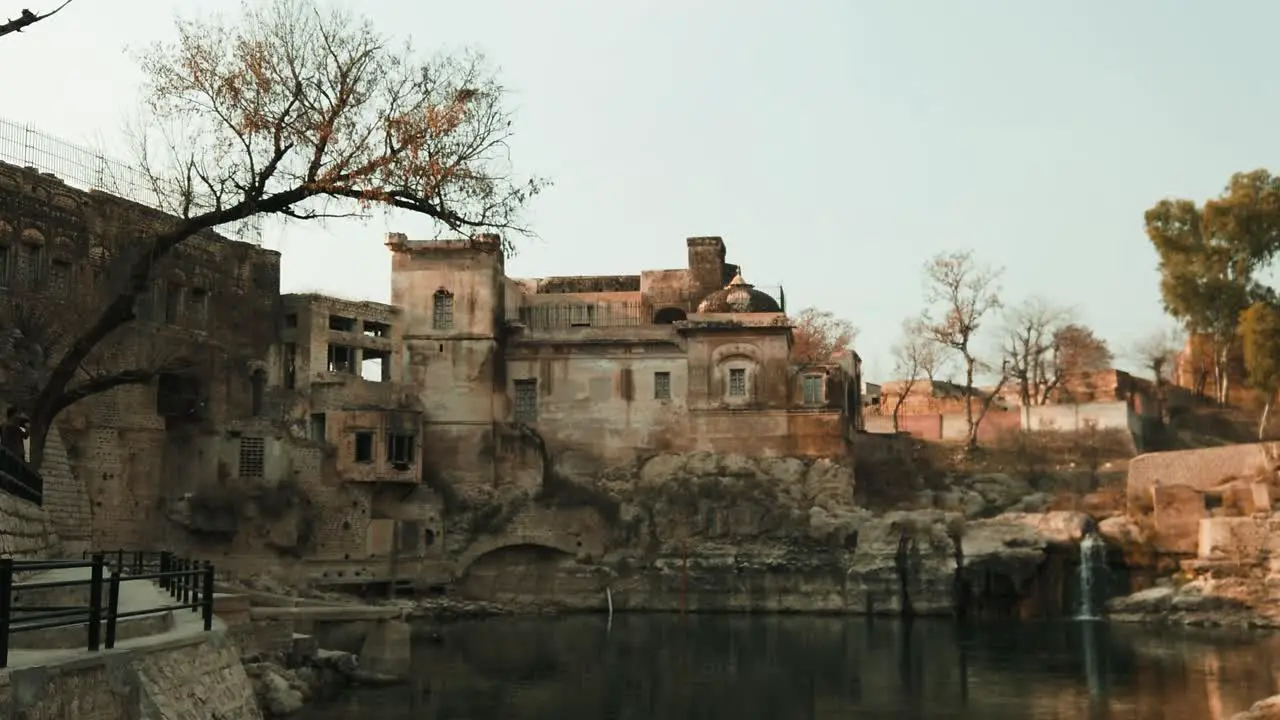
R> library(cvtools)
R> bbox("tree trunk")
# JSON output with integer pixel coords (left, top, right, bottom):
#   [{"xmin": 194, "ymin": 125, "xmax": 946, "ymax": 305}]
[
  {"xmin": 891, "ymin": 398, "xmax": 904, "ymax": 432},
  {"xmin": 1260, "ymin": 397, "xmax": 1273, "ymax": 441},
  {"xmin": 963, "ymin": 353, "xmax": 978, "ymax": 450},
  {"xmin": 1214, "ymin": 344, "xmax": 1231, "ymax": 405}
]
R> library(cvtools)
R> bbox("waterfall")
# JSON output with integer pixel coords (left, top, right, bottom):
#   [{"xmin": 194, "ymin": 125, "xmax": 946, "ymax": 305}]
[{"xmin": 1076, "ymin": 532, "xmax": 1107, "ymax": 620}]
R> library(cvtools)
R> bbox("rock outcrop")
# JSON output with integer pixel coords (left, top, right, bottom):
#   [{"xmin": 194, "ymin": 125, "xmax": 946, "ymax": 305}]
[{"xmin": 447, "ymin": 449, "xmax": 1108, "ymax": 616}]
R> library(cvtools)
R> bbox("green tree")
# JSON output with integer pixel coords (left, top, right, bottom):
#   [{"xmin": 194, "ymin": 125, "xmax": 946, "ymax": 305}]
[
  {"xmin": 1239, "ymin": 302, "xmax": 1280, "ymax": 439},
  {"xmin": 1145, "ymin": 170, "xmax": 1280, "ymax": 404}
]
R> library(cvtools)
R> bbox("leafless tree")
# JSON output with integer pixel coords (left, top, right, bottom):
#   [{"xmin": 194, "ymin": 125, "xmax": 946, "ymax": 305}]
[
  {"xmin": 919, "ymin": 250, "xmax": 1004, "ymax": 450},
  {"xmin": 889, "ymin": 319, "xmax": 944, "ymax": 432},
  {"xmin": 0, "ymin": 0, "xmax": 72, "ymax": 39},
  {"xmin": 20, "ymin": 0, "xmax": 546, "ymax": 470},
  {"xmin": 1003, "ymin": 297, "xmax": 1068, "ymax": 407},
  {"xmin": 1132, "ymin": 328, "xmax": 1184, "ymax": 421}
]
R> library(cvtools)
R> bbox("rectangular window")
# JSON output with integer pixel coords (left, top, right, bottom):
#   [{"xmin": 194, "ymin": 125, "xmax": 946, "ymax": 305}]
[
  {"xmin": 354, "ymin": 431, "xmax": 374, "ymax": 463},
  {"xmin": 187, "ymin": 287, "xmax": 209, "ymax": 327},
  {"xmin": 386, "ymin": 433, "xmax": 415, "ymax": 467},
  {"xmin": 238, "ymin": 437, "xmax": 265, "ymax": 478},
  {"xmin": 803, "ymin": 374, "xmax": 823, "ymax": 405},
  {"xmin": 654, "ymin": 371, "xmax": 671, "ymax": 400},
  {"xmin": 433, "ymin": 292, "xmax": 454, "ymax": 330},
  {"xmin": 47, "ymin": 260, "xmax": 70, "ymax": 295},
  {"xmin": 361, "ymin": 348, "xmax": 391, "ymax": 382},
  {"xmin": 327, "ymin": 344, "xmax": 356, "ymax": 374},
  {"xmin": 165, "ymin": 283, "xmax": 182, "ymax": 324},
  {"xmin": 363, "ymin": 320, "xmax": 390, "ymax": 338},
  {"xmin": 328, "ymin": 314, "xmax": 357, "ymax": 332},
  {"xmin": 135, "ymin": 285, "xmax": 156, "ymax": 321},
  {"xmin": 0, "ymin": 246, "xmax": 10, "ymax": 287},
  {"xmin": 728, "ymin": 368, "xmax": 747, "ymax": 397},
  {"xmin": 309, "ymin": 413, "xmax": 326, "ymax": 443},
  {"xmin": 282, "ymin": 342, "xmax": 297, "ymax": 389},
  {"xmin": 16, "ymin": 244, "xmax": 39, "ymax": 289},
  {"xmin": 513, "ymin": 379, "xmax": 538, "ymax": 423},
  {"xmin": 284, "ymin": 313, "xmax": 298, "ymax": 329}
]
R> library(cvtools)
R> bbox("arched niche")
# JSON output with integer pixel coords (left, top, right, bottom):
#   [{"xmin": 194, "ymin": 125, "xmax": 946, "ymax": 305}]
[{"xmin": 653, "ymin": 307, "xmax": 687, "ymax": 324}]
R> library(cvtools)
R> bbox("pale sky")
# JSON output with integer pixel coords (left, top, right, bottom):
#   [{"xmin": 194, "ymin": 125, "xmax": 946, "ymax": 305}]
[{"xmin": 3, "ymin": 0, "xmax": 1277, "ymax": 381}]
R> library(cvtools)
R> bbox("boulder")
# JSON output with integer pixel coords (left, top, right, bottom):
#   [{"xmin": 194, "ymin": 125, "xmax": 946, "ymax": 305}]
[
  {"xmin": 963, "ymin": 473, "xmax": 1035, "ymax": 516},
  {"xmin": 245, "ymin": 663, "xmax": 305, "ymax": 717},
  {"xmin": 997, "ymin": 511, "xmax": 1092, "ymax": 546},
  {"xmin": 1098, "ymin": 516, "xmax": 1145, "ymax": 548},
  {"xmin": 961, "ymin": 519, "xmax": 1048, "ymax": 581}
]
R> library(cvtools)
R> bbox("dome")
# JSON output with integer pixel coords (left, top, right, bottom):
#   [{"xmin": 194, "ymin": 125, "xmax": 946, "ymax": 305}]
[{"xmin": 696, "ymin": 273, "xmax": 782, "ymax": 314}]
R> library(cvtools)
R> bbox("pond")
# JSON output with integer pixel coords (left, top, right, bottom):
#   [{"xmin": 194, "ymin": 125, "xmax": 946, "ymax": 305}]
[{"xmin": 300, "ymin": 614, "xmax": 1280, "ymax": 719}]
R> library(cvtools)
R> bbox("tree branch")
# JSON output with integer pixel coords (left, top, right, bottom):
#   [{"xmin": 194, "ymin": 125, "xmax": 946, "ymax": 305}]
[
  {"xmin": 52, "ymin": 361, "xmax": 192, "ymax": 418},
  {"xmin": 0, "ymin": 0, "xmax": 72, "ymax": 38}
]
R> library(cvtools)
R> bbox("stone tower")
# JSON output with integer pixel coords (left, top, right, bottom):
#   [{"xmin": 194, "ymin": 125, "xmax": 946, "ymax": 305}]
[{"xmin": 386, "ymin": 232, "xmax": 506, "ymax": 490}]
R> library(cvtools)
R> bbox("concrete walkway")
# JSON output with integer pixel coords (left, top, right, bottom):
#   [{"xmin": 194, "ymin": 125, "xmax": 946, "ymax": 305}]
[{"xmin": 5, "ymin": 566, "xmax": 221, "ymax": 669}]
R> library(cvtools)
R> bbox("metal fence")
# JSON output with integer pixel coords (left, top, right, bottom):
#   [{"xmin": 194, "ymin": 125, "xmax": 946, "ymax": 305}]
[
  {"xmin": 0, "ymin": 550, "xmax": 214, "ymax": 667},
  {"xmin": 0, "ymin": 117, "xmax": 262, "ymax": 245}
]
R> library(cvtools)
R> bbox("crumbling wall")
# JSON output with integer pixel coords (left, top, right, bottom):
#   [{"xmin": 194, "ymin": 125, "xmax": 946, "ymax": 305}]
[{"xmin": 0, "ymin": 162, "xmax": 281, "ymax": 551}]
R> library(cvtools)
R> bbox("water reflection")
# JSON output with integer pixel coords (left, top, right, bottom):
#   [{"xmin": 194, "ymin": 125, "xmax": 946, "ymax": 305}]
[{"xmin": 301, "ymin": 615, "xmax": 1280, "ymax": 720}]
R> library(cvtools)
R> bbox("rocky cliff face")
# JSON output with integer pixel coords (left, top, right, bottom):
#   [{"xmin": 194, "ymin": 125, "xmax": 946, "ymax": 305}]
[{"xmin": 451, "ymin": 449, "xmax": 1107, "ymax": 618}]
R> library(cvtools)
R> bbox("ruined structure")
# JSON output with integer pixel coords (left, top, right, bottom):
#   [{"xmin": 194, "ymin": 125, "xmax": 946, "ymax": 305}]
[
  {"xmin": 382, "ymin": 233, "xmax": 861, "ymax": 490},
  {"xmin": 0, "ymin": 160, "xmax": 867, "ymax": 603},
  {"xmin": 0, "ymin": 162, "xmax": 279, "ymax": 556}
]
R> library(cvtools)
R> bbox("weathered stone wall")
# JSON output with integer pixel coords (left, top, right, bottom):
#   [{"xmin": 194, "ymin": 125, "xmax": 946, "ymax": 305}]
[
  {"xmin": 1126, "ymin": 441, "xmax": 1280, "ymax": 514},
  {"xmin": 0, "ymin": 490, "xmax": 56, "ymax": 558},
  {"xmin": 0, "ymin": 161, "xmax": 282, "ymax": 552},
  {"xmin": 0, "ymin": 632, "xmax": 261, "ymax": 720}
]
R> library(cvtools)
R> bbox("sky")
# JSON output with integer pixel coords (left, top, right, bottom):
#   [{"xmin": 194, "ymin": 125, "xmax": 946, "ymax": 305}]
[{"xmin": 4, "ymin": 0, "xmax": 1280, "ymax": 381}]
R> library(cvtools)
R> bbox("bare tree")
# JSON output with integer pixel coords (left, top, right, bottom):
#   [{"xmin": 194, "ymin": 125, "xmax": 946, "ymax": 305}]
[
  {"xmin": 790, "ymin": 307, "xmax": 858, "ymax": 364},
  {"xmin": 1132, "ymin": 328, "xmax": 1184, "ymax": 421},
  {"xmin": 888, "ymin": 320, "xmax": 943, "ymax": 432},
  {"xmin": 1003, "ymin": 297, "xmax": 1069, "ymax": 407},
  {"xmin": 919, "ymin": 250, "xmax": 1004, "ymax": 450},
  {"xmin": 0, "ymin": 0, "xmax": 71, "ymax": 39},
  {"xmin": 20, "ymin": 0, "xmax": 545, "ymax": 471}
]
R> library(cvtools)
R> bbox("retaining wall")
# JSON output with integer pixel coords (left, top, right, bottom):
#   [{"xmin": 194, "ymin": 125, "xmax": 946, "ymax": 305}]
[
  {"xmin": 0, "ymin": 490, "xmax": 57, "ymax": 559},
  {"xmin": 0, "ymin": 630, "xmax": 260, "ymax": 719}
]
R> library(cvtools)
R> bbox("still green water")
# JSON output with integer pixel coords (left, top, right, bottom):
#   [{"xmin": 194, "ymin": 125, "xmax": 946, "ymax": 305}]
[{"xmin": 300, "ymin": 614, "xmax": 1280, "ymax": 719}]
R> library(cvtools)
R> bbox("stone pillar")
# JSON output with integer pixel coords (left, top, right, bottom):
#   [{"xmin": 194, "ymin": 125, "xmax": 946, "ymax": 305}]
[{"xmin": 359, "ymin": 618, "xmax": 412, "ymax": 678}]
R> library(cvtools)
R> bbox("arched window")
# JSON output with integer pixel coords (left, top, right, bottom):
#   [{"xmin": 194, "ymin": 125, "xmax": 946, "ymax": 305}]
[
  {"xmin": 653, "ymin": 307, "xmax": 687, "ymax": 324},
  {"xmin": 433, "ymin": 289, "xmax": 455, "ymax": 330}
]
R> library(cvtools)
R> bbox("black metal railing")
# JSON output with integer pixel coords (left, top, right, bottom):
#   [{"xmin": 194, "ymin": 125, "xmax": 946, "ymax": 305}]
[
  {"xmin": 0, "ymin": 445, "xmax": 42, "ymax": 507},
  {"xmin": 0, "ymin": 550, "xmax": 215, "ymax": 668}
]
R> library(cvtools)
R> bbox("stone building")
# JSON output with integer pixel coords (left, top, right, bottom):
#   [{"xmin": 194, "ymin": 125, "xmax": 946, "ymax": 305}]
[
  {"xmin": 0, "ymin": 157, "xmax": 863, "ymax": 589},
  {"xmin": 381, "ymin": 233, "xmax": 862, "ymax": 495},
  {"xmin": 0, "ymin": 161, "xmax": 279, "ymax": 556}
]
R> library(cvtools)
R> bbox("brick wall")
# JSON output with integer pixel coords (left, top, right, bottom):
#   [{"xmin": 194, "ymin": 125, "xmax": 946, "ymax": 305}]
[
  {"xmin": 0, "ymin": 631, "xmax": 260, "ymax": 720},
  {"xmin": 39, "ymin": 425, "xmax": 89, "ymax": 553}
]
